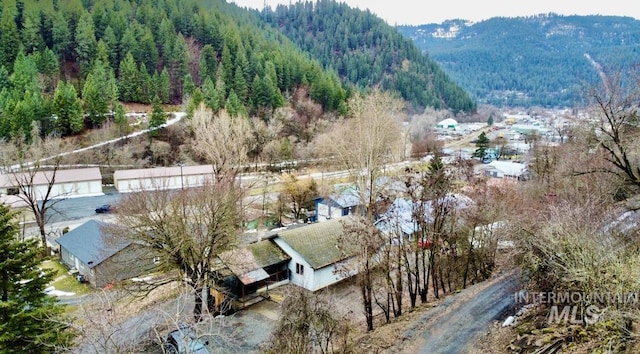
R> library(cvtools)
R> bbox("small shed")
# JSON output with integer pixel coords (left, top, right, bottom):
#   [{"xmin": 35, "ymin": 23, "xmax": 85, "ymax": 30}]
[
  {"xmin": 215, "ymin": 239, "xmax": 291, "ymax": 310},
  {"xmin": 113, "ymin": 165, "xmax": 214, "ymax": 193},
  {"xmin": 55, "ymin": 220, "xmax": 157, "ymax": 287}
]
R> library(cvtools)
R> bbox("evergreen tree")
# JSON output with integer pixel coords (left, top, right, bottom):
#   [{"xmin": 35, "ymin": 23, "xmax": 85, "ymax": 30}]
[
  {"xmin": 52, "ymin": 12, "xmax": 71, "ymax": 62},
  {"xmin": 21, "ymin": 13, "xmax": 45, "ymax": 54},
  {"xmin": 138, "ymin": 28, "xmax": 159, "ymax": 73},
  {"xmin": 487, "ymin": 115, "xmax": 494, "ymax": 126},
  {"xmin": 198, "ymin": 44, "xmax": 217, "ymax": 82},
  {"xmin": 53, "ymin": 81, "xmax": 83, "ymax": 136},
  {"xmin": 101, "ymin": 26, "xmax": 119, "ymax": 70},
  {"xmin": 472, "ymin": 131, "xmax": 491, "ymax": 159},
  {"xmin": 118, "ymin": 52, "xmax": 139, "ymax": 102},
  {"xmin": 74, "ymin": 12, "xmax": 97, "ymax": 75},
  {"xmin": 113, "ymin": 102, "xmax": 129, "ymax": 134},
  {"xmin": 82, "ymin": 60, "xmax": 115, "ymax": 127},
  {"xmin": 157, "ymin": 68, "xmax": 171, "ymax": 104},
  {"xmin": 149, "ymin": 96, "xmax": 166, "ymax": 136},
  {"xmin": 225, "ymin": 89, "xmax": 246, "ymax": 117},
  {"xmin": 0, "ymin": 9, "xmax": 20, "ymax": 69},
  {"xmin": 0, "ymin": 203, "xmax": 75, "ymax": 352}
]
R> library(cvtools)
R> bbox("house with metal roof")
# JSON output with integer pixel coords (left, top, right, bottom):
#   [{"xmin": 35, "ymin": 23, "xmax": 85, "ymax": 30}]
[
  {"xmin": 0, "ymin": 167, "xmax": 103, "ymax": 202},
  {"xmin": 314, "ymin": 186, "xmax": 360, "ymax": 222},
  {"xmin": 113, "ymin": 165, "xmax": 214, "ymax": 193},
  {"xmin": 272, "ymin": 219, "xmax": 353, "ymax": 291},
  {"xmin": 55, "ymin": 220, "xmax": 157, "ymax": 287},
  {"xmin": 484, "ymin": 160, "xmax": 529, "ymax": 180}
]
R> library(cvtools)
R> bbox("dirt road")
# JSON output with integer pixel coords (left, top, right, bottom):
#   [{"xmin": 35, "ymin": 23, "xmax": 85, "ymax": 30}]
[{"xmin": 386, "ymin": 270, "xmax": 520, "ymax": 354}]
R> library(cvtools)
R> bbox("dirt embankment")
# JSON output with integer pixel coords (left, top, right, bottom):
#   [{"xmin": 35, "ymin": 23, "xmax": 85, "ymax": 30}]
[{"xmin": 351, "ymin": 259, "xmax": 521, "ymax": 354}]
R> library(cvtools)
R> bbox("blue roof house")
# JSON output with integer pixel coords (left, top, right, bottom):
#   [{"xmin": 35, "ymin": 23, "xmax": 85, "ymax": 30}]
[{"xmin": 55, "ymin": 220, "xmax": 157, "ymax": 287}]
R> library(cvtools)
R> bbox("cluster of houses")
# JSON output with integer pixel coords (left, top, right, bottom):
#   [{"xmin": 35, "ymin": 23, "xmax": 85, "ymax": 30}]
[{"xmin": 1, "ymin": 161, "xmax": 521, "ymax": 311}]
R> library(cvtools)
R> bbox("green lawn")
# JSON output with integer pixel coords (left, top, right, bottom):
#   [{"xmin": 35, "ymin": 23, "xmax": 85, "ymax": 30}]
[{"xmin": 41, "ymin": 259, "xmax": 92, "ymax": 296}]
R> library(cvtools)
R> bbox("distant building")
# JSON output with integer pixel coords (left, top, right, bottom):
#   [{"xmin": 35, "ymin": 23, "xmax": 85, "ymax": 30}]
[
  {"xmin": 437, "ymin": 118, "xmax": 458, "ymax": 130},
  {"xmin": 314, "ymin": 186, "xmax": 360, "ymax": 222},
  {"xmin": 113, "ymin": 165, "xmax": 214, "ymax": 193},
  {"xmin": 0, "ymin": 167, "xmax": 103, "ymax": 202},
  {"xmin": 484, "ymin": 160, "xmax": 529, "ymax": 180}
]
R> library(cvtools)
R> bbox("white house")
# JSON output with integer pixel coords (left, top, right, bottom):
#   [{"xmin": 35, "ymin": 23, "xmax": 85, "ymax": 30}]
[
  {"xmin": 273, "ymin": 219, "xmax": 354, "ymax": 291},
  {"xmin": 0, "ymin": 167, "xmax": 103, "ymax": 202},
  {"xmin": 113, "ymin": 165, "xmax": 214, "ymax": 193},
  {"xmin": 484, "ymin": 160, "xmax": 529, "ymax": 180}
]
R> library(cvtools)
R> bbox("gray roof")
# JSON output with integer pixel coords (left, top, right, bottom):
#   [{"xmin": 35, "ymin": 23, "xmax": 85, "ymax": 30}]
[
  {"xmin": 276, "ymin": 219, "xmax": 351, "ymax": 270},
  {"xmin": 55, "ymin": 220, "xmax": 131, "ymax": 269}
]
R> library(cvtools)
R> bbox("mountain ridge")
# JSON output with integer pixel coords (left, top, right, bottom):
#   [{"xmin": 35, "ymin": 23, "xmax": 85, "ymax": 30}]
[{"xmin": 398, "ymin": 13, "xmax": 640, "ymax": 108}]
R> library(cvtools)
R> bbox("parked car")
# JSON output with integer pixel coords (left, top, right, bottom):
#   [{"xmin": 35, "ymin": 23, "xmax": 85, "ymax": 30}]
[
  {"xmin": 95, "ymin": 204, "xmax": 111, "ymax": 213},
  {"xmin": 165, "ymin": 325, "xmax": 210, "ymax": 354}
]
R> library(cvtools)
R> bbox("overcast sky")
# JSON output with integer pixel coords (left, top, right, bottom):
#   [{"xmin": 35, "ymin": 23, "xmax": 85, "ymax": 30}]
[{"xmin": 230, "ymin": 0, "xmax": 640, "ymax": 25}]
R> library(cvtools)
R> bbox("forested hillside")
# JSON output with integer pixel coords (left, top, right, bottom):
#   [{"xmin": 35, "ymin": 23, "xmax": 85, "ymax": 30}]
[
  {"xmin": 398, "ymin": 14, "xmax": 640, "ymax": 108},
  {"xmin": 258, "ymin": 0, "xmax": 477, "ymax": 113},
  {"xmin": 0, "ymin": 0, "xmax": 349, "ymax": 141}
]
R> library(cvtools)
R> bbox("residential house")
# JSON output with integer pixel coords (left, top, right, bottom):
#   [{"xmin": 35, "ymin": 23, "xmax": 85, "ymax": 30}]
[
  {"xmin": 0, "ymin": 167, "xmax": 103, "ymax": 202},
  {"xmin": 113, "ymin": 165, "xmax": 214, "ymax": 193},
  {"xmin": 484, "ymin": 160, "xmax": 529, "ymax": 180},
  {"xmin": 273, "ymin": 219, "xmax": 354, "ymax": 291},
  {"xmin": 314, "ymin": 179, "xmax": 404, "ymax": 223},
  {"xmin": 376, "ymin": 194, "xmax": 472, "ymax": 244},
  {"xmin": 55, "ymin": 220, "xmax": 157, "ymax": 287},
  {"xmin": 314, "ymin": 186, "xmax": 360, "ymax": 222}
]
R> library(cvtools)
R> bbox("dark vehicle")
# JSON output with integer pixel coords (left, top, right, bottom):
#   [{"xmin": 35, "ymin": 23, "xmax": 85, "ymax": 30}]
[
  {"xmin": 165, "ymin": 325, "xmax": 210, "ymax": 354},
  {"xmin": 95, "ymin": 204, "xmax": 111, "ymax": 213}
]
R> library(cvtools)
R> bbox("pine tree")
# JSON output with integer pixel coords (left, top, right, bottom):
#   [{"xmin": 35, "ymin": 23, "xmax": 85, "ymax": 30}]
[
  {"xmin": 473, "ymin": 131, "xmax": 490, "ymax": 159},
  {"xmin": 149, "ymin": 96, "xmax": 166, "ymax": 136},
  {"xmin": 0, "ymin": 203, "xmax": 75, "ymax": 352},
  {"xmin": 157, "ymin": 68, "xmax": 171, "ymax": 104},
  {"xmin": 74, "ymin": 12, "xmax": 97, "ymax": 75},
  {"xmin": 53, "ymin": 80, "xmax": 83, "ymax": 136},
  {"xmin": 0, "ymin": 9, "xmax": 20, "ymax": 69},
  {"xmin": 118, "ymin": 52, "xmax": 139, "ymax": 102},
  {"xmin": 82, "ymin": 61, "xmax": 110, "ymax": 127}
]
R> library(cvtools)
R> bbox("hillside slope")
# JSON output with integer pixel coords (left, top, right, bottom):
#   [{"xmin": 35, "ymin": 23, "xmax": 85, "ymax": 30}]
[
  {"xmin": 398, "ymin": 14, "xmax": 640, "ymax": 108},
  {"xmin": 258, "ymin": 0, "xmax": 477, "ymax": 113}
]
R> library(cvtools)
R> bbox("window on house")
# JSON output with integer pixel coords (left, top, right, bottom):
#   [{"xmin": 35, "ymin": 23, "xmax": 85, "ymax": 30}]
[
  {"xmin": 7, "ymin": 187, "xmax": 18, "ymax": 195},
  {"xmin": 295, "ymin": 263, "xmax": 304, "ymax": 275}
]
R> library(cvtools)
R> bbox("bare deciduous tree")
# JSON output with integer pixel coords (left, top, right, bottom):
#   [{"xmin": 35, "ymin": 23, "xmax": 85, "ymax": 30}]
[
  {"xmin": 316, "ymin": 89, "xmax": 404, "ymax": 331},
  {"xmin": 588, "ymin": 74, "xmax": 640, "ymax": 191},
  {"xmin": 188, "ymin": 104, "xmax": 254, "ymax": 179},
  {"xmin": 267, "ymin": 286, "xmax": 353, "ymax": 354},
  {"xmin": 0, "ymin": 127, "xmax": 69, "ymax": 252},
  {"xmin": 109, "ymin": 177, "xmax": 243, "ymax": 321},
  {"xmin": 281, "ymin": 173, "xmax": 318, "ymax": 221}
]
